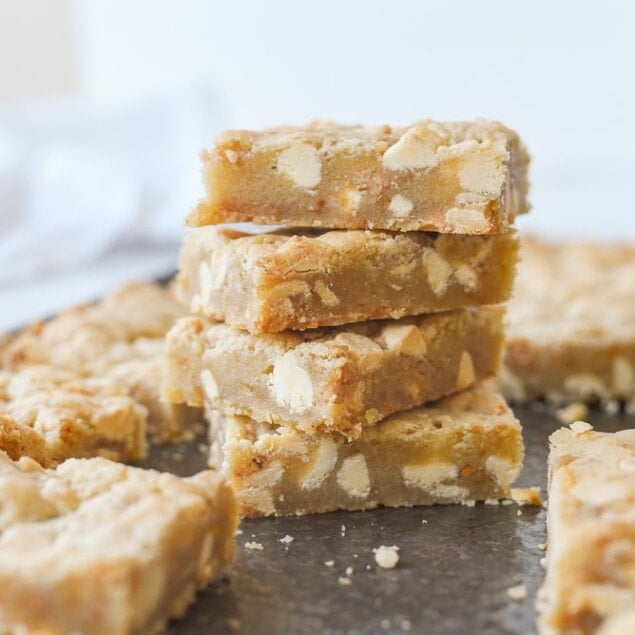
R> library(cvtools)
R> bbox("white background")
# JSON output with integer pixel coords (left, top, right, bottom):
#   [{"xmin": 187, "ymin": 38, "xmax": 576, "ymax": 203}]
[{"xmin": 0, "ymin": 0, "xmax": 634, "ymax": 329}]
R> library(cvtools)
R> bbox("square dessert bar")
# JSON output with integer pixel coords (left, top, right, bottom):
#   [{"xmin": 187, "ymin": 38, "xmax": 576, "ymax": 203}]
[
  {"xmin": 177, "ymin": 226, "xmax": 518, "ymax": 332},
  {"xmin": 209, "ymin": 383, "xmax": 524, "ymax": 517},
  {"xmin": 0, "ymin": 365, "xmax": 147, "ymax": 467},
  {"xmin": 163, "ymin": 306, "xmax": 504, "ymax": 438},
  {"xmin": 2, "ymin": 282, "xmax": 201, "ymax": 442},
  {"xmin": 538, "ymin": 425, "xmax": 635, "ymax": 635},
  {"xmin": 188, "ymin": 119, "xmax": 530, "ymax": 234},
  {"xmin": 0, "ymin": 452, "xmax": 237, "ymax": 635},
  {"xmin": 502, "ymin": 238, "xmax": 635, "ymax": 407}
]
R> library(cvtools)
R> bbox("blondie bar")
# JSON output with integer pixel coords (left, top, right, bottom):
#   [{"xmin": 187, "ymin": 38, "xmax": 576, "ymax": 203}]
[
  {"xmin": 0, "ymin": 452, "xmax": 237, "ymax": 635},
  {"xmin": 538, "ymin": 425, "xmax": 635, "ymax": 634},
  {"xmin": 502, "ymin": 238, "xmax": 635, "ymax": 406},
  {"xmin": 2, "ymin": 282, "xmax": 200, "ymax": 441},
  {"xmin": 163, "ymin": 306, "xmax": 504, "ymax": 438},
  {"xmin": 208, "ymin": 383, "xmax": 523, "ymax": 517},
  {"xmin": 177, "ymin": 227, "xmax": 518, "ymax": 332},
  {"xmin": 189, "ymin": 120, "xmax": 530, "ymax": 234},
  {"xmin": 0, "ymin": 365, "xmax": 147, "ymax": 467}
]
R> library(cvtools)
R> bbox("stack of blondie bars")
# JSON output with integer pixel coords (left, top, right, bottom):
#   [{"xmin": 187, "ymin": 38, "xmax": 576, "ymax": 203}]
[{"xmin": 164, "ymin": 120, "xmax": 531, "ymax": 517}]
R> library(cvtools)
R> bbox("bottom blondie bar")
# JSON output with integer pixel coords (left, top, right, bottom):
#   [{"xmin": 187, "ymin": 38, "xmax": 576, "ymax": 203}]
[
  {"xmin": 0, "ymin": 451, "xmax": 237, "ymax": 635},
  {"xmin": 209, "ymin": 383, "xmax": 523, "ymax": 517},
  {"xmin": 538, "ymin": 425, "xmax": 635, "ymax": 635}
]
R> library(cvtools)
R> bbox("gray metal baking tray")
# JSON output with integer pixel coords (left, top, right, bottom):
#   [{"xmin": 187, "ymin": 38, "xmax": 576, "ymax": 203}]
[{"xmin": 146, "ymin": 404, "xmax": 633, "ymax": 635}]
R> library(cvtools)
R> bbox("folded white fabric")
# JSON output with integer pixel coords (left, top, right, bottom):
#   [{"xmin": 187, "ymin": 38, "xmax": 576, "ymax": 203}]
[{"xmin": 0, "ymin": 89, "xmax": 220, "ymax": 286}]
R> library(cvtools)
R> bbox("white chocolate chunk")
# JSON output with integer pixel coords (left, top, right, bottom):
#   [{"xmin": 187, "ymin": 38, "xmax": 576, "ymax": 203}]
[
  {"xmin": 388, "ymin": 195, "xmax": 414, "ymax": 217},
  {"xmin": 337, "ymin": 454, "xmax": 371, "ymax": 498},
  {"xmin": 458, "ymin": 153, "xmax": 505, "ymax": 196},
  {"xmin": 314, "ymin": 280, "xmax": 339, "ymax": 307},
  {"xmin": 456, "ymin": 351, "xmax": 476, "ymax": 391},
  {"xmin": 334, "ymin": 333, "xmax": 383, "ymax": 355},
  {"xmin": 341, "ymin": 188, "xmax": 362, "ymax": 212},
  {"xmin": 224, "ymin": 149, "xmax": 238, "ymax": 163},
  {"xmin": 454, "ymin": 265, "xmax": 478, "ymax": 290},
  {"xmin": 269, "ymin": 280, "xmax": 311, "ymax": 301},
  {"xmin": 382, "ymin": 324, "xmax": 427, "ymax": 356},
  {"xmin": 201, "ymin": 369, "xmax": 220, "ymax": 399},
  {"xmin": 298, "ymin": 438, "xmax": 338, "ymax": 490},
  {"xmin": 199, "ymin": 262, "xmax": 214, "ymax": 305},
  {"xmin": 210, "ymin": 251, "xmax": 229, "ymax": 289},
  {"xmin": 270, "ymin": 354, "xmax": 314, "ymax": 413},
  {"xmin": 422, "ymin": 248, "xmax": 453, "ymax": 296},
  {"xmin": 381, "ymin": 127, "xmax": 443, "ymax": 170},
  {"xmin": 244, "ymin": 461, "xmax": 284, "ymax": 488},
  {"xmin": 276, "ymin": 143, "xmax": 322, "ymax": 188},
  {"xmin": 444, "ymin": 208, "xmax": 490, "ymax": 233}
]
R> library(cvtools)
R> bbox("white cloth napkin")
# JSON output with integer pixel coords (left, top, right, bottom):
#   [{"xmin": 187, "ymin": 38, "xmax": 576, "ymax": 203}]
[{"xmin": 0, "ymin": 89, "xmax": 221, "ymax": 287}]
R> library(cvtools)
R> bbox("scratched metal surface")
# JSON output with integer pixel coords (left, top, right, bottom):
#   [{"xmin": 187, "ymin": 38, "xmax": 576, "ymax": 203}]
[{"xmin": 149, "ymin": 405, "xmax": 632, "ymax": 635}]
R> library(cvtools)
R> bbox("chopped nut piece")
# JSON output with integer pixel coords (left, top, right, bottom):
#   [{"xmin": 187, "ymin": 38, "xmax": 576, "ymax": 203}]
[
  {"xmin": 279, "ymin": 534, "xmax": 294, "ymax": 545},
  {"xmin": 338, "ymin": 577, "xmax": 352, "ymax": 586},
  {"xmin": 374, "ymin": 545, "xmax": 400, "ymax": 569}
]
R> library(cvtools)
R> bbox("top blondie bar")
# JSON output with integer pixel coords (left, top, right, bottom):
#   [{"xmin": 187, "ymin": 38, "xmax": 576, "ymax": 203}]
[{"xmin": 188, "ymin": 120, "xmax": 530, "ymax": 234}]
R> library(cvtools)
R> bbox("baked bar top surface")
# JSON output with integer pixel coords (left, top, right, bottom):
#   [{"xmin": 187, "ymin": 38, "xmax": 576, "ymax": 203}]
[
  {"xmin": 0, "ymin": 451, "xmax": 237, "ymax": 635},
  {"xmin": 1, "ymin": 282, "xmax": 197, "ymax": 442},
  {"xmin": 2, "ymin": 282, "xmax": 186, "ymax": 371},
  {"xmin": 0, "ymin": 365, "xmax": 148, "ymax": 466},
  {"xmin": 177, "ymin": 226, "xmax": 518, "ymax": 332},
  {"xmin": 503, "ymin": 237, "xmax": 635, "ymax": 403},
  {"xmin": 539, "ymin": 425, "xmax": 635, "ymax": 635},
  {"xmin": 190, "ymin": 119, "xmax": 530, "ymax": 234},
  {"xmin": 507, "ymin": 238, "xmax": 635, "ymax": 346}
]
